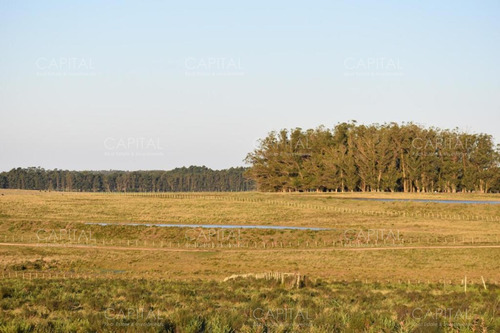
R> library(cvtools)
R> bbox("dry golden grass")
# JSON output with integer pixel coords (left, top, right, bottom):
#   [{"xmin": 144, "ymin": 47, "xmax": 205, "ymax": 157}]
[
  {"xmin": 1, "ymin": 244, "xmax": 499, "ymax": 284},
  {"xmin": 1, "ymin": 189, "xmax": 499, "ymax": 238},
  {"xmin": 0, "ymin": 189, "xmax": 499, "ymax": 285}
]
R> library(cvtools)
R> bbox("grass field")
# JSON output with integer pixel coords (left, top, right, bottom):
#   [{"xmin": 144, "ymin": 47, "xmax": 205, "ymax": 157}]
[{"xmin": 0, "ymin": 189, "xmax": 499, "ymax": 332}]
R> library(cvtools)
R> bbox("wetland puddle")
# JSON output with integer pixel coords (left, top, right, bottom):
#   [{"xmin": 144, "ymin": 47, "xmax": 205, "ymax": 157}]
[
  {"xmin": 85, "ymin": 222, "xmax": 330, "ymax": 231},
  {"xmin": 348, "ymin": 198, "xmax": 500, "ymax": 204}
]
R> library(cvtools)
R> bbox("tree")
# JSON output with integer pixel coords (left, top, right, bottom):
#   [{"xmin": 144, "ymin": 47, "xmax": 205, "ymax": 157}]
[{"xmin": 245, "ymin": 122, "xmax": 500, "ymax": 193}]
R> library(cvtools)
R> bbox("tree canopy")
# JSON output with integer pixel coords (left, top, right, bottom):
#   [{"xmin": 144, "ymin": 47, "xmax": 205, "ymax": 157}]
[{"xmin": 245, "ymin": 122, "xmax": 500, "ymax": 193}]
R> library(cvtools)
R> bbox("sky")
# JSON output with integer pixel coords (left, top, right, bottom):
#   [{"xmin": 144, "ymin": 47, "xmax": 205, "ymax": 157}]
[{"xmin": 1, "ymin": 0, "xmax": 499, "ymax": 171}]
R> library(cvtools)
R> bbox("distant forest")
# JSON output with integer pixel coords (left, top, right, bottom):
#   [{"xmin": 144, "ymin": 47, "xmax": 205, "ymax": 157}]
[
  {"xmin": 245, "ymin": 122, "xmax": 500, "ymax": 193},
  {"xmin": 0, "ymin": 166, "xmax": 254, "ymax": 192}
]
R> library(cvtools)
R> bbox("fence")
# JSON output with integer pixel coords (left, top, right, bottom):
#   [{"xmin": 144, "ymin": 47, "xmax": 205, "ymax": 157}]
[
  {"xmin": 2, "ymin": 234, "xmax": 500, "ymax": 250},
  {"xmin": 102, "ymin": 192, "xmax": 500, "ymax": 223},
  {"xmin": 1, "ymin": 270, "xmax": 498, "ymax": 289}
]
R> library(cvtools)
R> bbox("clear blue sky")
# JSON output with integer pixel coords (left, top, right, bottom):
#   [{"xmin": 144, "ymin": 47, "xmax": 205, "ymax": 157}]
[{"xmin": 1, "ymin": 0, "xmax": 499, "ymax": 171}]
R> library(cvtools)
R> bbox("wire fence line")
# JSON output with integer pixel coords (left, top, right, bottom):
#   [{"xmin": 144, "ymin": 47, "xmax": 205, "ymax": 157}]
[
  {"xmin": 2, "ymin": 233, "xmax": 500, "ymax": 250},
  {"xmin": 97, "ymin": 192, "xmax": 500, "ymax": 223},
  {"xmin": 1, "ymin": 270, "xmax": 498, "ymax": 288}
]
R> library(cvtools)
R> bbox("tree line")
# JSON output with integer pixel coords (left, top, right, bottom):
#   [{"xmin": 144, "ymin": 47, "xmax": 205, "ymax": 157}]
[
  {"xmin": 2, "ymin": 122, "xmax": 499, "ymax": 193},
  {"xmin": 245, "ymin": 122, "xmax": 500, "ymax": 193},
  {"xmin": 0, "ymin": 166, "xmax": 254, "ymax": 192}
]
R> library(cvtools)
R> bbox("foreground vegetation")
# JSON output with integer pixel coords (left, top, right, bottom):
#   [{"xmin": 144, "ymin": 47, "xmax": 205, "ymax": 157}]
[{"xmin": 1, "ymin": 278, "xmax": 498, "ymax": 332}]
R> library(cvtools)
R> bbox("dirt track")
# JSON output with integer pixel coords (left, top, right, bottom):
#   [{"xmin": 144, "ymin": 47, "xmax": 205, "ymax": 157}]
[{"xmin": 1, "ymin": 242, "xmax": 499, "ymax": 252}]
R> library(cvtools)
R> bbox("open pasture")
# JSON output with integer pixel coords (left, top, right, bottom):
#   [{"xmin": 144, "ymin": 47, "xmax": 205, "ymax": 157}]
[{"xmin": 0, "ymin": 189, "xmax": 499, "ymax": 332}]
